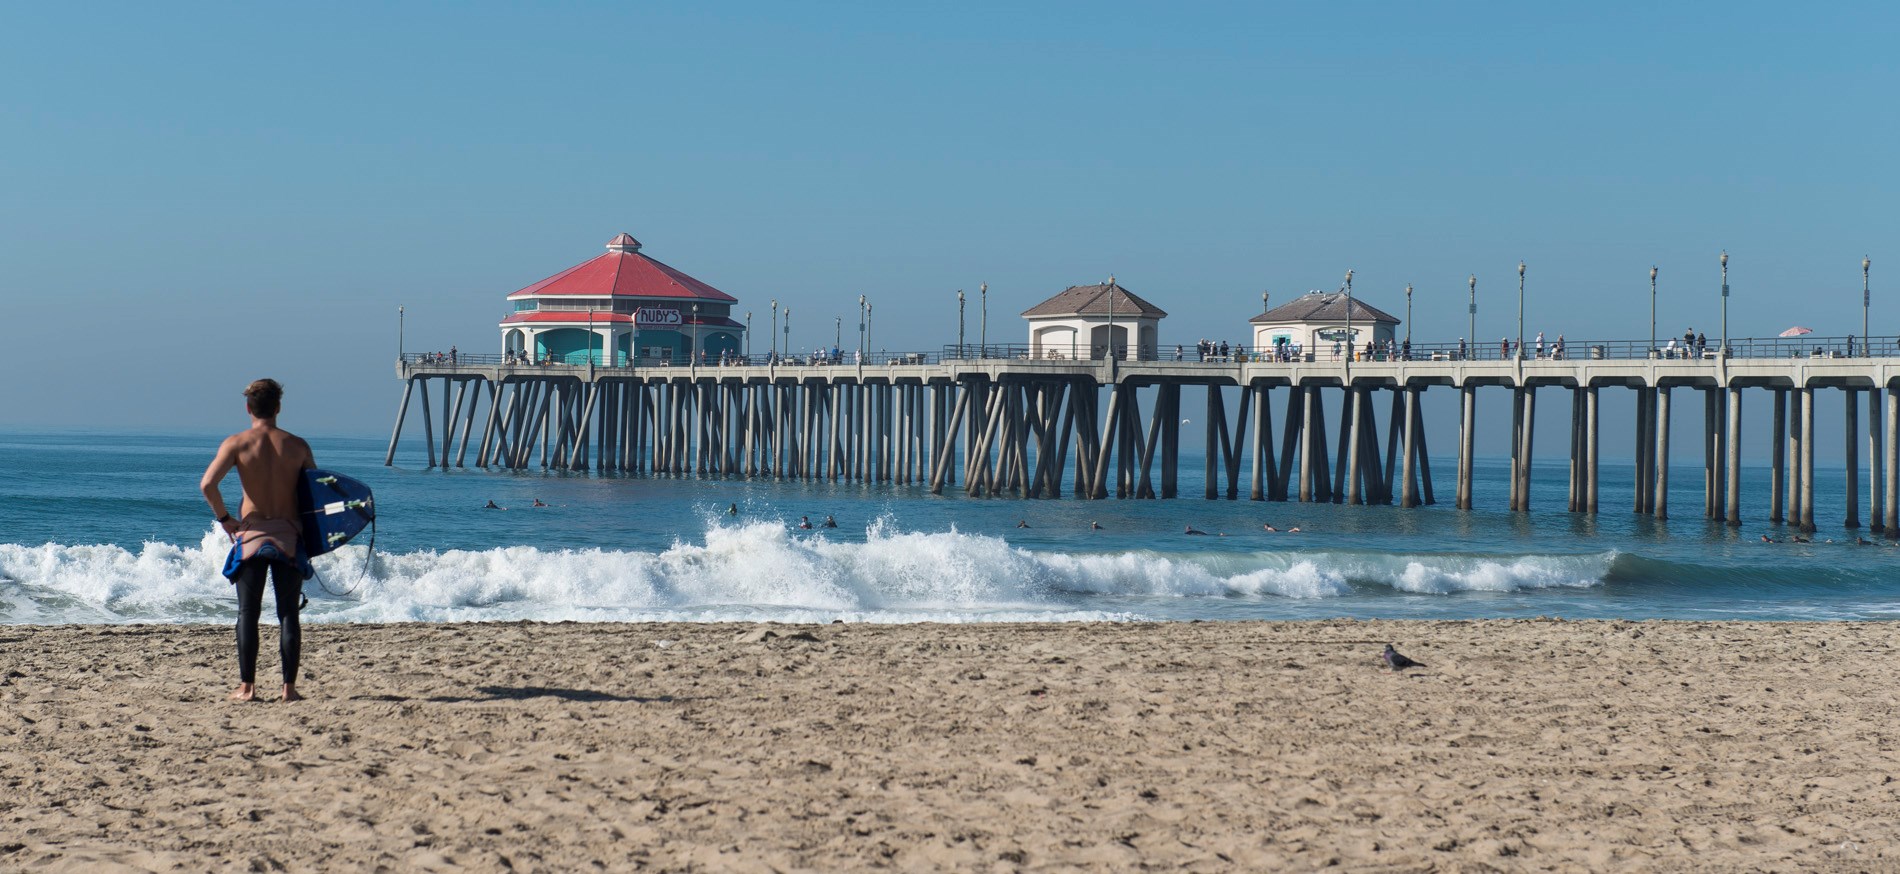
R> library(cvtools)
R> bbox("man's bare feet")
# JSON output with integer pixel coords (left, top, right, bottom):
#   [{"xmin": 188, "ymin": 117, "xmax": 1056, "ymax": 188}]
[
  {"xmin": 281, "ymin": 684, "xmax": 303, "ymax": 703},
  {"xmin": 229, "ymin": 683, "xmax": 255, "ymax": 702}
]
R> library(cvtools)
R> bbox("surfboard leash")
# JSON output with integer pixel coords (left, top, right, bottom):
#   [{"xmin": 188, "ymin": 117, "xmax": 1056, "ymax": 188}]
[{"xmin": 314, "ymin": 519, "xmax": 376, "ymax": 599}]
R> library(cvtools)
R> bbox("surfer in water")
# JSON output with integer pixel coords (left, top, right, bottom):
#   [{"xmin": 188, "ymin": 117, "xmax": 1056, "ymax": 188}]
[
  {"xmin": 199, "ymin": 378, "xmax": 314, "ymax": 704},
  {"xmin": 484, "ymin": 499, "xmax": 504, "ymax": 510},
  {"xmin": 823, "ymin": 515, "xmax": 838, "ymax": 528},
  {"xmin": 798, "ymin": 515, "xmax": 814, "ymax": 529}
]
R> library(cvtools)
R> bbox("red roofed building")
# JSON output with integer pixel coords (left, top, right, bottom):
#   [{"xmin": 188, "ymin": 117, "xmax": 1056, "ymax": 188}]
[{"xmin": 500, "ymin": 233, "xmax": 746, "ymax": 365}]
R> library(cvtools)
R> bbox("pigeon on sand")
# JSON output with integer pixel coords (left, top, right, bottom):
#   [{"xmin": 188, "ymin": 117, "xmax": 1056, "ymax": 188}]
[{"xmin": 1382, "ymin": 643, "xmax": 1424, "ymax": 671}]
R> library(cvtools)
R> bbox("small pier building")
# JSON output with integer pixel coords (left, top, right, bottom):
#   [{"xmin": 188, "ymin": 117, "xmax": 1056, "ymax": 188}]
[
  {"xmin": 1022, "ymin": 278, "xmax": 1167, "ymax": 360},
  {"xmin": 501, "ymin": 233, "xmax": 745, "ymax": 366},
  {"xmin": 1250, "ymin": 291, "xmax": 1399, "ymax": 360}
]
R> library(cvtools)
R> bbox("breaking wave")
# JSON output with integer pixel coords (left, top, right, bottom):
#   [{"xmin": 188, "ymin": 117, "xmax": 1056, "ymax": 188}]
[{"xmin": 0, "ymin": 518, "xmax": 1621, "ymax": 625}]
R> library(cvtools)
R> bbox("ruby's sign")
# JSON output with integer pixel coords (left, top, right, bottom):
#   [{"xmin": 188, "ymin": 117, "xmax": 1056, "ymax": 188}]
[{"xmin": 636, "ymin": 307, "xmax": 682, "ymax": 327}]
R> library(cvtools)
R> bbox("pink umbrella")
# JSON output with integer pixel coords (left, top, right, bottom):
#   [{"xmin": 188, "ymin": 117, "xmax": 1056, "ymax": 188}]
[{"xmin": 1778, "ymin": 326, "xmax": 1813, "ymax": 337}]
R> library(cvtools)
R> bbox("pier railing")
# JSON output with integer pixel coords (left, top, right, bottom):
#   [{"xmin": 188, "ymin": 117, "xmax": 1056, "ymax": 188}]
[{"xmin": 403, "ymin": 333, "xmax": 1897, "ymax": 371}]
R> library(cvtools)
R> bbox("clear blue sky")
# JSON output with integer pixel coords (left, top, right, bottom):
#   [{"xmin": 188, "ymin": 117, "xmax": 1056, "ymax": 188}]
[{"xmin": 3, "ymin": 2, "xmax": 1894, "ymax": 436}]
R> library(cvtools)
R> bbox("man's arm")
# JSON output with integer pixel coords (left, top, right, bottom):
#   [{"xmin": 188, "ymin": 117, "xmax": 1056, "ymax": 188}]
[
  {"xmin": 297, "ymin": 435, "xmax": 317, "ymax": 471},
  {"xmin": 201, "ymin": 437, "xmax": 239, "ymax": 536}
]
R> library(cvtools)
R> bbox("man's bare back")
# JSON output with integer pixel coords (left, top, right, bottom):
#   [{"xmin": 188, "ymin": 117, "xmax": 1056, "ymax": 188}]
[{"xmin": 202, "ymin": 425, "xmax": 314, "ymax": 526}]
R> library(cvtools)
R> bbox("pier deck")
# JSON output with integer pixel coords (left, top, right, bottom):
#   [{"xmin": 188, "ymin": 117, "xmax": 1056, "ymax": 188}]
[{"xmin": 388, "ymin": 353, "xmax": 1900, "ymax": 535}]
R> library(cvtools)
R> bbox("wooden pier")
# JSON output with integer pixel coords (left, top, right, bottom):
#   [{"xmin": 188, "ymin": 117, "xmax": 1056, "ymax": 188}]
[{"xmin": 388, "ymin": 354, "xmax": 1900, "ymax": 535}]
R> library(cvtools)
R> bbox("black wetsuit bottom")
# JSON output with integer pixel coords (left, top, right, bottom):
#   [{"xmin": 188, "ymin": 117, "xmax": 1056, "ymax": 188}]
[{"xmin": 233, "ymin": 557, "xmax": 301, "ymax": 685}]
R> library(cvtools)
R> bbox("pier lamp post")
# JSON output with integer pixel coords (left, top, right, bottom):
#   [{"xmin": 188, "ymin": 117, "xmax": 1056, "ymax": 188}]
[
  {"xmin": 1107, "ymin": 275, "xmax": 1118, "ymax": 362},
  {"xmin": 1261, "ymin": 291, "xmax": 1269, "ymax": 358},
  {"xmin": 398, "ymin": 305, "xmax": 405, "ymax": 362},
  {"xmin": 691, "ymin": 302, "xmax": 700, "ymax": 371},
  {"xmin": 1864, "ymin": 256, "xmax": 1872, "ymax": 357},
  {"xmin": 1467, "ymin": 275, "xmax": 1476, "ymax": 360},
  {"xmin": 743, "ymin": 312, "xmax": 750, "ymax": 360},
  {"xmin": 770, "ymin": 299, "xmax": 779, "ymax": 358},
  {"xmin": 858, "ymin": 295, "xmax": 867, "ymax": 359},
  {"xmin": 633, "ymin": 306, "xmax": 642, "ymax": 367},
  {"xmin": 784, "ymin": 308, "xmax": 792, "ymax": 361},
  {"xmin": 1516, "ymin": 261, "xmax": 1526, "ymax": 361},
  {"xmin": 1344, "ymin": 269, "xmax": 1354, "ymax": 362},
  {"xmin": 1405, "ymin": 283, "xmax": 1413, "ymax": 349},
  {"xmin": 1720, "ymin": 251, "xmax": 1729, "ymax": 359},
  {"xmin": 867, "ymin": 304, "xmax": 874, "ymax": 360},
  {"xmin": 957, "ymin": 289, "xmax": 965, "ymax": 357},
  {"xmin": 589, "ymin": 307, "xmax": 597, "ymax": 376},
  {"xmin": 1650, "ymin": 266, "xmax": 1658, "ymax": 357},
  {"xmin": 979, "ymin": 282, "xmax": 988, "ymax": 357},
  {"xmin": 835, "ymin": 316, "xmax": 841, "ymax": 351}
]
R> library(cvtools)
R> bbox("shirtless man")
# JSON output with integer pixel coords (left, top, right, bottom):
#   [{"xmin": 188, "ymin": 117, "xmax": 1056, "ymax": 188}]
[{"xmin": 200, "ymin": 379, "xmax": 315, "ymax": 703}]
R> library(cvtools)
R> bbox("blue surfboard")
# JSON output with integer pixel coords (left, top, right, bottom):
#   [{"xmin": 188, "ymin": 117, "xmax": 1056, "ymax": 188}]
[{"xmin": 297, "ymin": 469, "xmax": 376, "ymax": 558}]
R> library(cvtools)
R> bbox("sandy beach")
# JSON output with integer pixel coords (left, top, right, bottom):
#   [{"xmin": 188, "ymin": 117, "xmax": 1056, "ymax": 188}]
[{"xmin": 5, "ymin": 619, "xmax": 1898, "ymax": 871}]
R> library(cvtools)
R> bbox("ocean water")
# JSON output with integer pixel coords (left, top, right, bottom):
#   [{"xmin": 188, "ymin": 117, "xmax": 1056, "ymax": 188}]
[{"xmin": 2, "ymin": 428, "xmax": 1896, "ymax": 625}]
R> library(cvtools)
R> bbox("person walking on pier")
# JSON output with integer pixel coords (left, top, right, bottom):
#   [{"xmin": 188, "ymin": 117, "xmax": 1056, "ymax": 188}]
[
  {"xmin": 1695, "ymin": 331, "xmax": 1708, "ymax": 358},
  {"xmin": 1501, "ymin": 337, "xmax": 1510, "ymax": 360},
  {"xmin": 200, "ymin": 378, "xmax": 314, "ymax": 704}
]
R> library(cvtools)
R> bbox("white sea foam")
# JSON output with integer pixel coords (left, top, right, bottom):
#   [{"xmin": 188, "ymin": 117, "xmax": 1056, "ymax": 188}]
[{"xmin": 0, "ymin": 520, "xmax": 1613, "ymax": 626}]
